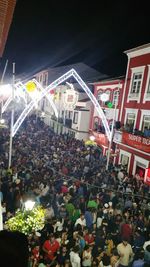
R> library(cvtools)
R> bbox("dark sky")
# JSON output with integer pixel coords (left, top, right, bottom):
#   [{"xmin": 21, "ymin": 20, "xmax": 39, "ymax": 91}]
[{"xmin": 1, "ymin": 0, "xmax": 150, "ymax": 79}]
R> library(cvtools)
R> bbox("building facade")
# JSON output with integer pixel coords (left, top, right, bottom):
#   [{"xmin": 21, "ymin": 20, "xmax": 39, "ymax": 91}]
[
  {"xmin": 90, "ymin": 44, "xmax": 150, "ymax": 178},
  {"xmin": 0, "ymin": 0, "xmax": 16, "ymax": 57},
  {"xmin": 114, "ymin": 44, "xmax": 150, "ymax": 177},
  {"xmin": 89, "ymin": 78, "xmax": 124, "ymax": 155}
]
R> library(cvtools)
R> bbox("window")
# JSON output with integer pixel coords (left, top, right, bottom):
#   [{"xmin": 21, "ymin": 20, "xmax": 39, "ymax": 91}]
[
  {"xmin": 142, "ymin": 115, "xmax": 150, "ymax": 131},
  {"xmin": 69, "ymin": 111, "xmax": 73, "ymax": 119},
  {"xmin": 131, "ymin": 72, "xmax": 142, "ymax": 94},
  {"xmin": 147, "ymin": 79, "xmax": 150, "ymax": 94},
  {"xmin": 126, "ymin": 113, "xmax": 135, "ymax": 126},
  {"xmin": 43, "ymin": 73, "xmax": 48, "ymax": 87},
  {"xmin": 73, "ymin": 112, "xmax": 78, "ymax": 124},
  {"xmin": 113, "ymin": 90, "xmax": 119, "ymax": 105},
  {"xmin": 121, "ymin": 154, "xmax": 129, "ymax": 166}
]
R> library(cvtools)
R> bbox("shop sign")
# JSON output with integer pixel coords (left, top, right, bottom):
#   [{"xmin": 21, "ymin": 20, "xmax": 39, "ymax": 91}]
[
  {"xmin": 144, "ymin": 168, "xmax": 150, "ymax": 186},
  {"xmin": 122, "ymin": 132, "xmax": 150, "ymax": 153}
]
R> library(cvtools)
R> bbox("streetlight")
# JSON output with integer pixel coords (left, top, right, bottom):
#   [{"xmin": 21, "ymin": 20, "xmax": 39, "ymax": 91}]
[
  {"xmin": 8, "ymin": 63, "xmax": 15, "ymax": 168},
  {"xmin": 24, "ymin": 200, "xmax": 35, "ymax": 211}
]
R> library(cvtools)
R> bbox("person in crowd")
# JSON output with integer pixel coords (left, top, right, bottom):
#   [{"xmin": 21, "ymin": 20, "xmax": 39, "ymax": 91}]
[
  {"xmin": 117, "ymin": 238, "xmax": 134, "ymax": 267},
  {"xmin": 82, "ymin": 245, "xmax": 92, "ymax": 267},
  {"xmin": 70, "ymin": 245, "xmax": 81, "ymax": 267},
  {"xmin": 132, "ymin": 250, "xmax": 145, "ymax": 267},
  {"xmin": 42, "ymin": 233, "xmax": 60, "ymax": 264},
  {"xmin": 0, "ymin": 114, "xmax": 150, "ymax": 267},
  {"xmin": 0, "ymin": 230, "xmax": 29, "ymax": 267}
]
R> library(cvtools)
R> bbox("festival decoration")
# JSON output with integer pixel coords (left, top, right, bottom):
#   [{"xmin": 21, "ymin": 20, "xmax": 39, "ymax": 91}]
[
  {"xmin": 6, "ymin": 205, "xmax": 45, "ymax": 235},
  {"xmin": 26, "ymin": 81, "xmax": 37, "ymax": 92},
  {"xmin": 85, "ymin": 140, "xmax": 97, "ymax": 146}
]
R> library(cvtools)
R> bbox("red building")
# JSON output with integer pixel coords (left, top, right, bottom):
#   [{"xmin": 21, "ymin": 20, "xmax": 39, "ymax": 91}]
[
  {"xmin": 0, "ymin": 0, "xmax": 16, "ymax": 57},
  {"xmin": 90, "ymin": 43, "xmax": 150, "ymax": 178},
  {"xmin": 89, "ymin": 78, "xmax": 124, "ymax": 155},
  {"xmin": 115, "ymin": 44, "xmax": 150, "ymax": 177}
]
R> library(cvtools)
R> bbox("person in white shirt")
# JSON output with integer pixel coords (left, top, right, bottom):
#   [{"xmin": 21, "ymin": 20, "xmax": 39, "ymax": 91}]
[
  {"xmin": 70, "ymin": 245, "xmax": 81, "ymax": 267},
  {"xmin": 75, "ymin": 214, "xmax": 86, "ymax": 229},
  {"xmin": 117, "ymin": 238, "xmax": 133, "ymax": 267}
]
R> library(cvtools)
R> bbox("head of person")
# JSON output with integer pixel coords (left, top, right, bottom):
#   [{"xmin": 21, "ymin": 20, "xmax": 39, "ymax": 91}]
[
  {"xmin": 80, "ymin": 214, "xmax": 85, "ymax": 221},
  {"xmin": 49, "ymin": 233, "xmax": 55, "ymax": 243},
  {"xmin": 122, "ymin": 237, "xmax": 128, "ymax": 246},
  {"xmin": 0, "ymin": 230, "xmax": 29, "ymax": 267},
  {"xmin": 73, "ymin": 245, "xmax": 80, "ymax": 254}
]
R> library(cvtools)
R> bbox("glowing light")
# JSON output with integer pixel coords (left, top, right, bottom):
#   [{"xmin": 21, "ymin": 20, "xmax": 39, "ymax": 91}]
[
  {"xmin": 90, "ymin": 135, "xmax": 95, "ymax": 141},
  {"xmin": 0, "ymin": 84, "xmax": 12, "ymax": 100},
  {"xmin": 26, "ymin": 81, "xmax": 37, "ymax": 92},
  {"xmin": 0, "ymin": 119, "xmax": 5, "ymax": 124},
  {"xmin": 24, "ymin": 200, "xmax": 35, "ymax": 211}
]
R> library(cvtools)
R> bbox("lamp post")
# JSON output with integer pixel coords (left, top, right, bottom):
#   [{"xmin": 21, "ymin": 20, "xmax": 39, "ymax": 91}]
[{"xmin": 8, "ymin": 62, "xmax": 15, "ymax": 168}]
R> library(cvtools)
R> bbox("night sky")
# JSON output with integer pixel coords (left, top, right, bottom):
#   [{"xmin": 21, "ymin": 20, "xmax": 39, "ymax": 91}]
[{"xmin": 1, "ymin": 0, "xmax": 150, "ymax": 79}]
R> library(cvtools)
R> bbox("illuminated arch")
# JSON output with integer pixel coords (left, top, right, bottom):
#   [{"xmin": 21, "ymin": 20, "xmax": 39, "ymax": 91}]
[
  {"xmin": 12, "ymin": 69, "xmax": 111, "ymax": 141},
  {"xmin": 2, "ymin": 81, "xmax": 58, "ymax": 118}
]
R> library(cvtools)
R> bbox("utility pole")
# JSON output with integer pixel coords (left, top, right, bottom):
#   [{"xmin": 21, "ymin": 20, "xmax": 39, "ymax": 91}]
[
  {"xmin": 8, "ymin": 62, "xmax": 15, "ymax": 168},
  {"xmin": 106, "ymin": 89, "xmax": 119, "ymax": 170},
  {"xmin": 0, "ymin": 59, "xmax": 8, "ymax": 119}
]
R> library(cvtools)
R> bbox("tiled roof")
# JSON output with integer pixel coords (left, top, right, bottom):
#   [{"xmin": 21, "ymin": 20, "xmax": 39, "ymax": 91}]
[{"xmin": 46, "ymin": 62, "xmax": 107, "ymax": 83}]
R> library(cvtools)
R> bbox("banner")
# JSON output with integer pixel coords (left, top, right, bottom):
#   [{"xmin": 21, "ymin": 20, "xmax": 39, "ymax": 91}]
[
  {"xmin": 144, "ymin": 168, "xmax": 150, "ymax": 186},
  {"xmin": 91, "ymin": 131, "xmax": 109, "ymax": 147},
  {"xmin": 122, "ymin": 132, "xmax": 150, "ymax": 153}
]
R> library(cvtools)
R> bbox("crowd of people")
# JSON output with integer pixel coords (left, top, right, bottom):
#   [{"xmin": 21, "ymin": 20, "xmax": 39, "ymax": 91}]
[{"xmin": 0, "ymin": 114, "xmax": 150, "ymax": 267}]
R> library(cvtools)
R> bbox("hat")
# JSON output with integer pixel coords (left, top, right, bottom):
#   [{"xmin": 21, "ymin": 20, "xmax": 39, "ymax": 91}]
[{"xmin": 104, "ymin": 203, "xmax": 109, "ymax": 208}]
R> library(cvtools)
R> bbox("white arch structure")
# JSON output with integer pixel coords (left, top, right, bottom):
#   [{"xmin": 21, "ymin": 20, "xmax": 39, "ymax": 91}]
[
  {"xmin": 2, "ymin": 80, "xmax": 58, "ymax": 118},
  {"xmin": 12, "ymin": 68, "xmax": 111, "ymax": 141}
]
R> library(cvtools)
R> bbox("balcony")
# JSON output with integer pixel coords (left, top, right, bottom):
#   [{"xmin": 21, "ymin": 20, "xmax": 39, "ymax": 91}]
[{"xmin": 114, "ymin": 130, "xmax": 150, "ymax": 153}]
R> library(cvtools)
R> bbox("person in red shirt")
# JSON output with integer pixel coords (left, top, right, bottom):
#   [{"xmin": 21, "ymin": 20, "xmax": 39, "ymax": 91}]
[
  {"xmin": 121, "ymin": 220, "xmax": 132, "ymax": 243},
  {"xmin": 31, "ymin": 244, "xmax": 40, "ymax": 267},
  {"xmin": 84, "ymin": 230, "xmax": 95, "ymax": 246},
  {"xmin": 42, "ymin": 233, "xmax": 60, "ymax": 263}
]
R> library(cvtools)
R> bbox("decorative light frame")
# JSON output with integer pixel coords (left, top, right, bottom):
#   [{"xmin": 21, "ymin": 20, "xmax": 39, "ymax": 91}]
[{"xmin": 11, "ymin": 69, "xmax": 111, "ymax": 141}]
